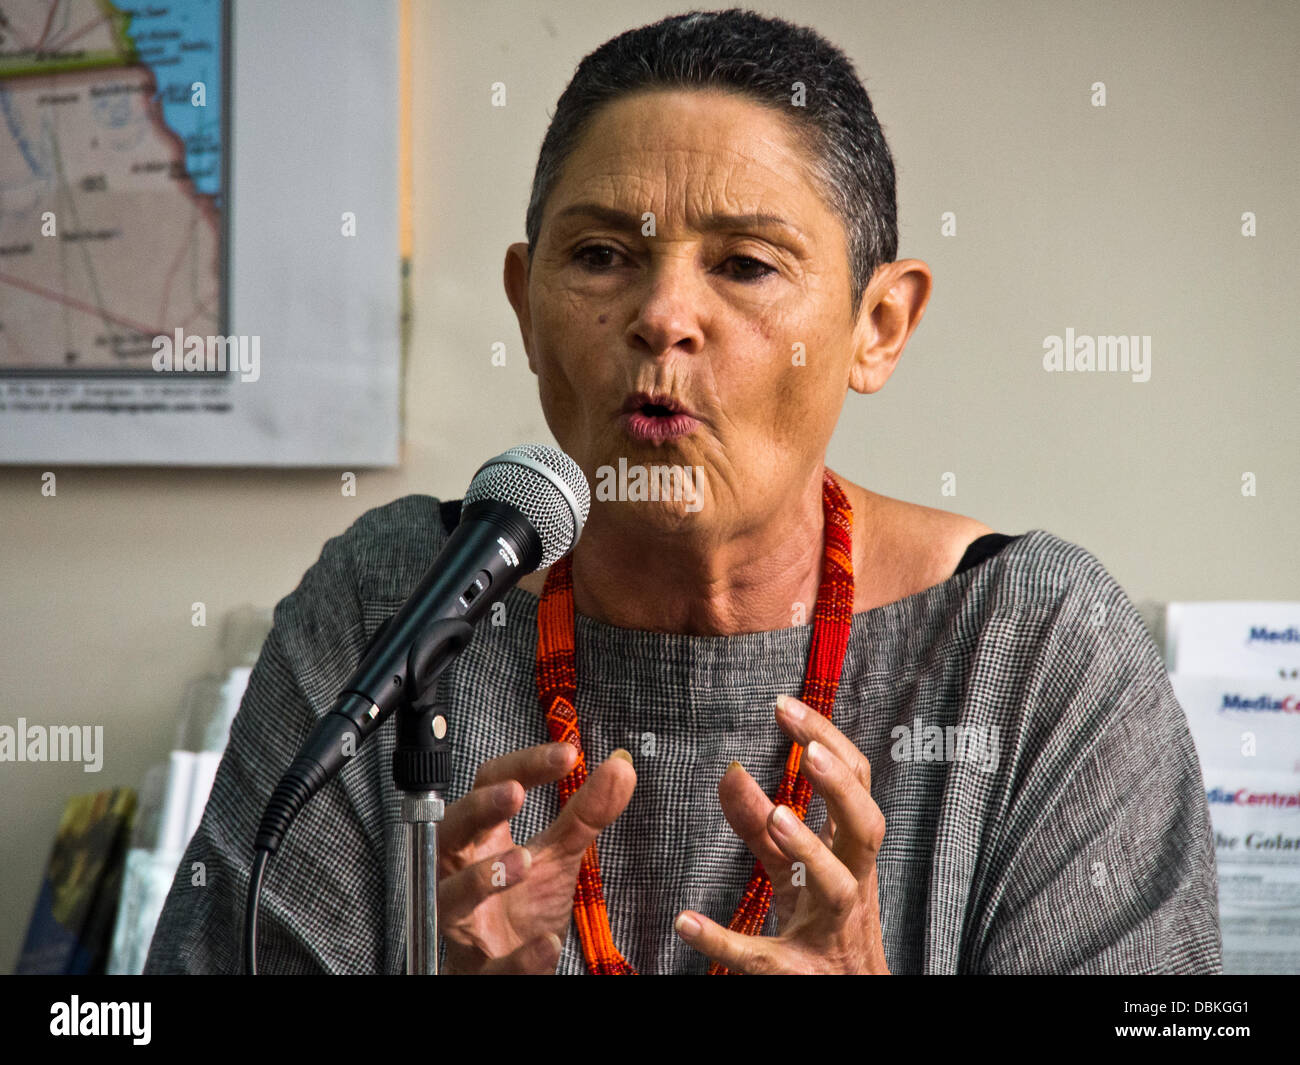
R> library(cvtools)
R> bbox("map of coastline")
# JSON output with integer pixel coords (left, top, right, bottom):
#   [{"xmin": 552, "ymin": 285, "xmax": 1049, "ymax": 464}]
[{"xmin": 0, "ymin": 0, "xmax": 226, "ymax": 374}]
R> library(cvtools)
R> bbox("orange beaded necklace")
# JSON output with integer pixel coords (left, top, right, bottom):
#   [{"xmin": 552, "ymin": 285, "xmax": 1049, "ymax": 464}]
[{"xmin": 534, "ymin": 470, "xmax": 855, "ymax": 974}]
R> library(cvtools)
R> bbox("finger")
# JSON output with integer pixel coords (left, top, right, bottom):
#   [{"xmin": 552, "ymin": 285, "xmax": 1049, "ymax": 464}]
[
  {"xmin": 774, "ymin": 694, "xmax": 874, "ymax": 793},
  {"xmin": 717, "ymin": 762, "xmax": 800, "ymax": 899},
  {"xmin": 796, "ymin": 738, "xmax": 884, "ymax": 877},
  {"xmin": 444, "ymin": 743, "xmax": 578, "ymax": 853},
  {"xmin": 438, "ymin": 843, "xmax": 532, "ymax": 922},
  {"xmin": 478, "ymin": 932, "xmax": 564, "ymax": 975},
  {"xmin": 774, "ymin": 694, "xmax": 885, "ymax": 873},
  {"xmin": 473, "ymin": 741, "xmax": 578, "ymax": 791},
  {"xmin": 441, "ymin": 779, "xmax": 525, "ymax": 854},
  {"xmin": 674, "ymin": 910, "xmax": 787, "ymax": 975},
  {"xmin": 817, "ymin": 803, "xmax": 836, "ymax": 848},
  {"xmin": 528, "ymin": 750, "xmax": 636, "ymax": 861},
  {"xmin": 767, "ymin": 801, "xmax": 859, "ymax": 917}
]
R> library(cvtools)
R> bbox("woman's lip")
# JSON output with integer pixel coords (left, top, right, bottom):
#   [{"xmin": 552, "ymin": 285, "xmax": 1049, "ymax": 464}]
[
  {"xmin": 620, "ymin": 392, "xmax": 697, "ymax": 418},
  {"xmin": 620, "ymin": 410, "xmax": 700, "ymax": 442}
]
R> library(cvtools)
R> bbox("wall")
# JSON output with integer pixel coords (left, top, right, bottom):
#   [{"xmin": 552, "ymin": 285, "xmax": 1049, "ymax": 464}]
[{"xmin": 1, "ymin": 0, "xmax": 1295, "ymax": 969}]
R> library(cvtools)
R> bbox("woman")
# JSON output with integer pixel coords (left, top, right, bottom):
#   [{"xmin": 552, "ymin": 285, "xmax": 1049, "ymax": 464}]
[{"xmin": 146, "ymin": 9, "xmax": 1220, "ymax": 975}]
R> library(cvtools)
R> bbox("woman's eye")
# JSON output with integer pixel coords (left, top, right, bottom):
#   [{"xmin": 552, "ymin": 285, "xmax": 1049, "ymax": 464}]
[
  {"xmin": 723, "ymin": 255, "xmax": 776, "ymax": 281},
  {"xmin": 574, "ymin": 244, "xmax": 621, "ymax": 269},
  {"xmin": 572, "ymin": 246, "xmax": 774, "ymax": 281}
]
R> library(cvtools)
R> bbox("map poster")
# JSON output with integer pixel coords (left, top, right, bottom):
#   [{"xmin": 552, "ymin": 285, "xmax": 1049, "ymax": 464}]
[
  {"xmin": 0, "ymin": 0, "xmax": 401, "ymax": 466},
  {"xmin": 0, "ymin": 0, "xmax": 227, "ymax": 378}
]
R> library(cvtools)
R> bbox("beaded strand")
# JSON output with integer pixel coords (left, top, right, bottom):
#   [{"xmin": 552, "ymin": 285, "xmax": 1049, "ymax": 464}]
[{"xmin": 534, "ymin": 470, "xmax": 855, "ymax": 974}]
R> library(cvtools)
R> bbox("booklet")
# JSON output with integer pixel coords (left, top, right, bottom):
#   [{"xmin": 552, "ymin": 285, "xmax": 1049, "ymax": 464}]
[
  {"xmin": 1171, "ymin": 672, "xmax": 1300, "ymax": 974},
  {"xmin": 15, "ymin": 788, "xmax": 136, "ymax": 975},
  {"xmin": 1166, "ymin": 602, "xmax": 1300, "ymax": 677}
]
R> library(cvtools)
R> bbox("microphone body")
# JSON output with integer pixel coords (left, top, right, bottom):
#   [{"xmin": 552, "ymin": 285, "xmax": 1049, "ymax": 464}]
[
  {"xmin": 254, "ymin": 499, "xmax": 542, "ymax": 852},
  {"xmin": 351, "ymin": 496, "xmax": 543, "ymax": 718},
  {"xmin": 253, "ymin": 443, "xmax": 590, "ymax": 856}
]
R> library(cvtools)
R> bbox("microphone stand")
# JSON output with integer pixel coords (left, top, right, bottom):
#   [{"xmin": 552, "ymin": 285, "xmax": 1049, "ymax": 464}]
[{"xmin": 393, "ymin": 617, "xmax": 474, "ymax": 975}]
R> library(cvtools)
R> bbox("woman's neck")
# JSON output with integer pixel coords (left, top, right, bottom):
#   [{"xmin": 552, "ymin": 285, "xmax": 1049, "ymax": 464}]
[{"xmin": 565, "ymin": 473, "xmax": 833, "ymax": 636}]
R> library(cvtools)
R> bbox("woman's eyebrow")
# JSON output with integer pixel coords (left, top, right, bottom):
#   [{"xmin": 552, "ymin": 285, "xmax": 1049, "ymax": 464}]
[{"xmin": 554, "ymin": 202, "xmax": 803, "ymax": 239}]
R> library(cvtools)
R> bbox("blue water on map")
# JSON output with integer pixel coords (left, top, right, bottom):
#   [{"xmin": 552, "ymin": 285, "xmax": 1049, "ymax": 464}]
[{"xmin": 121, "ymin": 0, "xmax": 223, "ymax": 201}]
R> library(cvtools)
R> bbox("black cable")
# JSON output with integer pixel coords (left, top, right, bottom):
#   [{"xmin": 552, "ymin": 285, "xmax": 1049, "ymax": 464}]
[
  {"xmin": 243, "ymin": 741, "xmax": 348, "ymax": 976},
  {"xmin": 244, "ymin": 847, "xmax": 270, "ymax": 975}
]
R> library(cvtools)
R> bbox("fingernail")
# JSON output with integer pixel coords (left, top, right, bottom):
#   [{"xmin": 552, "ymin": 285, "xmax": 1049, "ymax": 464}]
[
  {"xmin": 675, "ymin": 912, "xmax": 701, "ymax": 937},
  {"xmin": 502, "ymin": 846, "xmax": 532, "ymax": 883},
  {"xmin": 496, "ymin": 847, "xmax": 530, "ymax": 888},
  {"xmin": 545, "ymin": 932, "xmax": 563, "ymax": 957},
  {"xmin": 611, "ymin": 748, "xmax": 634, "ymax": 764},
  {"xmin": 776, "ymin": 693, "xmax": 805, "ymax": 722},
  {"xmin": 725, "ymin": 760, "xmax": 743, "ymax": 775},
  {"xmin": 806, "ymin": 740, "xmax": 828, "ymax": 772},
  {"xmin": 772, "ymin": 804, "xmax": 797, "ymax": 833}
]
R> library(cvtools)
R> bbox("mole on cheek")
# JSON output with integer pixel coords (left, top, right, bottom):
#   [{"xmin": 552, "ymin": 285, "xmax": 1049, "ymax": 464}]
[{"xmin": 597, "ymin": 314, "xmax": 607, "ymax": 324}]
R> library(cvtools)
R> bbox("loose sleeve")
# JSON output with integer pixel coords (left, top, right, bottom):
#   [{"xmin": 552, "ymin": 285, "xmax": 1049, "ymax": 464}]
[
  {"xmin": 143, "ymin": 526, "xmax": 387, "ymax": 975},
  {"xmin": 965, "ymin": 556, "xmax": 1223, "ymax": 974}
]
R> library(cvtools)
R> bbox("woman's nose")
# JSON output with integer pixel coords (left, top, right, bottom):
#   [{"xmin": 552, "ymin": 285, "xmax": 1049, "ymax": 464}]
[{"xmin": 626, "ymin": 254, "xmax": 707, "ymax": 357}]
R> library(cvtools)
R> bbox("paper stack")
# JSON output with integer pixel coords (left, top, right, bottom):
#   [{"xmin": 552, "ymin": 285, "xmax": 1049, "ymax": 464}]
[{"xmin": 1166, "ymin": 602, "xmax": 1300, "ymax": 975}]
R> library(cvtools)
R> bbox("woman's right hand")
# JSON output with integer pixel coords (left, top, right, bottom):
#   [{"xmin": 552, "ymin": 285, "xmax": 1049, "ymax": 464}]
[{"xmin": 437, "ymin": 741, "xmax": 637, "ymax": 973}]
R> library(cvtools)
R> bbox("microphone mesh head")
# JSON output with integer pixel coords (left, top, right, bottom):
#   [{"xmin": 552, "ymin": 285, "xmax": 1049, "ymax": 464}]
[{"xmin": 462, "ymin": 444, "xmax": 591, "ymax": 568}]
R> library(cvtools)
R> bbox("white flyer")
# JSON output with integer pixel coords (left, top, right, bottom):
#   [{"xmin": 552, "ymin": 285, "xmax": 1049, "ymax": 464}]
[
  {"xmin": 1166, "ymin": 602, "xmax": 1300, "ymax": 677},
  {"xmin": 1172, "ymin": 672, "xmax": 1300, "ymax": 974}
]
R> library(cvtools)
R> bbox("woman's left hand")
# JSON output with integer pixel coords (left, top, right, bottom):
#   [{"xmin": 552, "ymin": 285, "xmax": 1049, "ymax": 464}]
[{"xmin": 674, "ymin": 694, "xmax": 891, "ymax": 974}]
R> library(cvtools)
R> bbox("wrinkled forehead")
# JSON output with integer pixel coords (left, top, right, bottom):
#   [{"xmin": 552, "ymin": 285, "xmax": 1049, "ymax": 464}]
[{"xmin": 545, "ymin": 89, "xmax": 832, "ymax": 239}]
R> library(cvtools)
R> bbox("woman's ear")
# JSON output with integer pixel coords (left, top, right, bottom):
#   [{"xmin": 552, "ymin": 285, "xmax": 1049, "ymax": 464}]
[
  {"xmin": 503, "ymin": 242, "xmax": 537, "ymax": 374},
  {"xmin": 847, "ymin": 259, "xmax": 933, "ymax": 395}
]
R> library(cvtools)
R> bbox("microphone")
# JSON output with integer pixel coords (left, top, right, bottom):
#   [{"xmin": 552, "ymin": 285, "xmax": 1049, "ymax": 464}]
[{"xmin": 252, "ymin": 443, "xmax": 590, "ymax": 855}]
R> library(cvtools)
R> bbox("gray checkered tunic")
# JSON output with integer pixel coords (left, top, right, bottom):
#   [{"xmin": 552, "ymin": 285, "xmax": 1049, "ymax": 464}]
[{"xmin": 144, "ymin": 493, "xmax": 1222, "ymax": 974}]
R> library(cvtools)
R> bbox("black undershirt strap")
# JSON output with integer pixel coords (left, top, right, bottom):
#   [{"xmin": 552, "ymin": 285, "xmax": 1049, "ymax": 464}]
[{"xmin": 953, "ymin": 532, "xmax": 1021, "ymax": 575}]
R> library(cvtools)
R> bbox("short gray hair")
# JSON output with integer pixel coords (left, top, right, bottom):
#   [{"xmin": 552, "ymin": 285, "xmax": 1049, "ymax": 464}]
[{"xmin": 524, "ymin": 8, "xmax": 898, "ymax": 315}]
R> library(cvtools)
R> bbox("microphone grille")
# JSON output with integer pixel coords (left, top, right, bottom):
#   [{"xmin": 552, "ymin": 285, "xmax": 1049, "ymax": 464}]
[{"xmin": 462, "ymin": 444, "xmax": 591, "ymax": 568}]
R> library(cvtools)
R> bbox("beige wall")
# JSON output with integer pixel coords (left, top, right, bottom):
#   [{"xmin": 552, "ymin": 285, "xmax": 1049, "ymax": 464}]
[{"xmin": 1, "ymin": 0, "xmax": 1296, "ymax": 969}]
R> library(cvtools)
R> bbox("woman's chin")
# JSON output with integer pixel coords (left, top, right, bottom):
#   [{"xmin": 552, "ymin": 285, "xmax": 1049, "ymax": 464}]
[
  {"xmin": 594, "ymin": 495, "xmax": 709, "ymax": 528},
  {"xmin": 587, "ymin": 453, "xmax": 710, "ymax": 516}
]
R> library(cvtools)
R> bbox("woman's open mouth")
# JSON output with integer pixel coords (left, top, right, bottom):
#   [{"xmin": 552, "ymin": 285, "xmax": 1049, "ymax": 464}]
[{"xmin": 619, "ymin": 393, "xmax": 700, "ymax": 443}]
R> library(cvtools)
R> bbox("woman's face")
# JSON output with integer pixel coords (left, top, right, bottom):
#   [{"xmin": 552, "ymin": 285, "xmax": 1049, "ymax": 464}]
[{"xmin": 506, "ymin": 88, "xmax": 887, "ymax": 533}]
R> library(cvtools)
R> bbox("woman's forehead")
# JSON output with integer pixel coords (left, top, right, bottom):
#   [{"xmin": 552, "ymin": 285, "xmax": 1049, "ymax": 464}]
[
  {"xmin": 571, "ymin": 89, "xmax": 809, "ymax": 174},
  {"xmin": 549, "ymin": 92, "xmax": 830, "ymax": 237}
]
